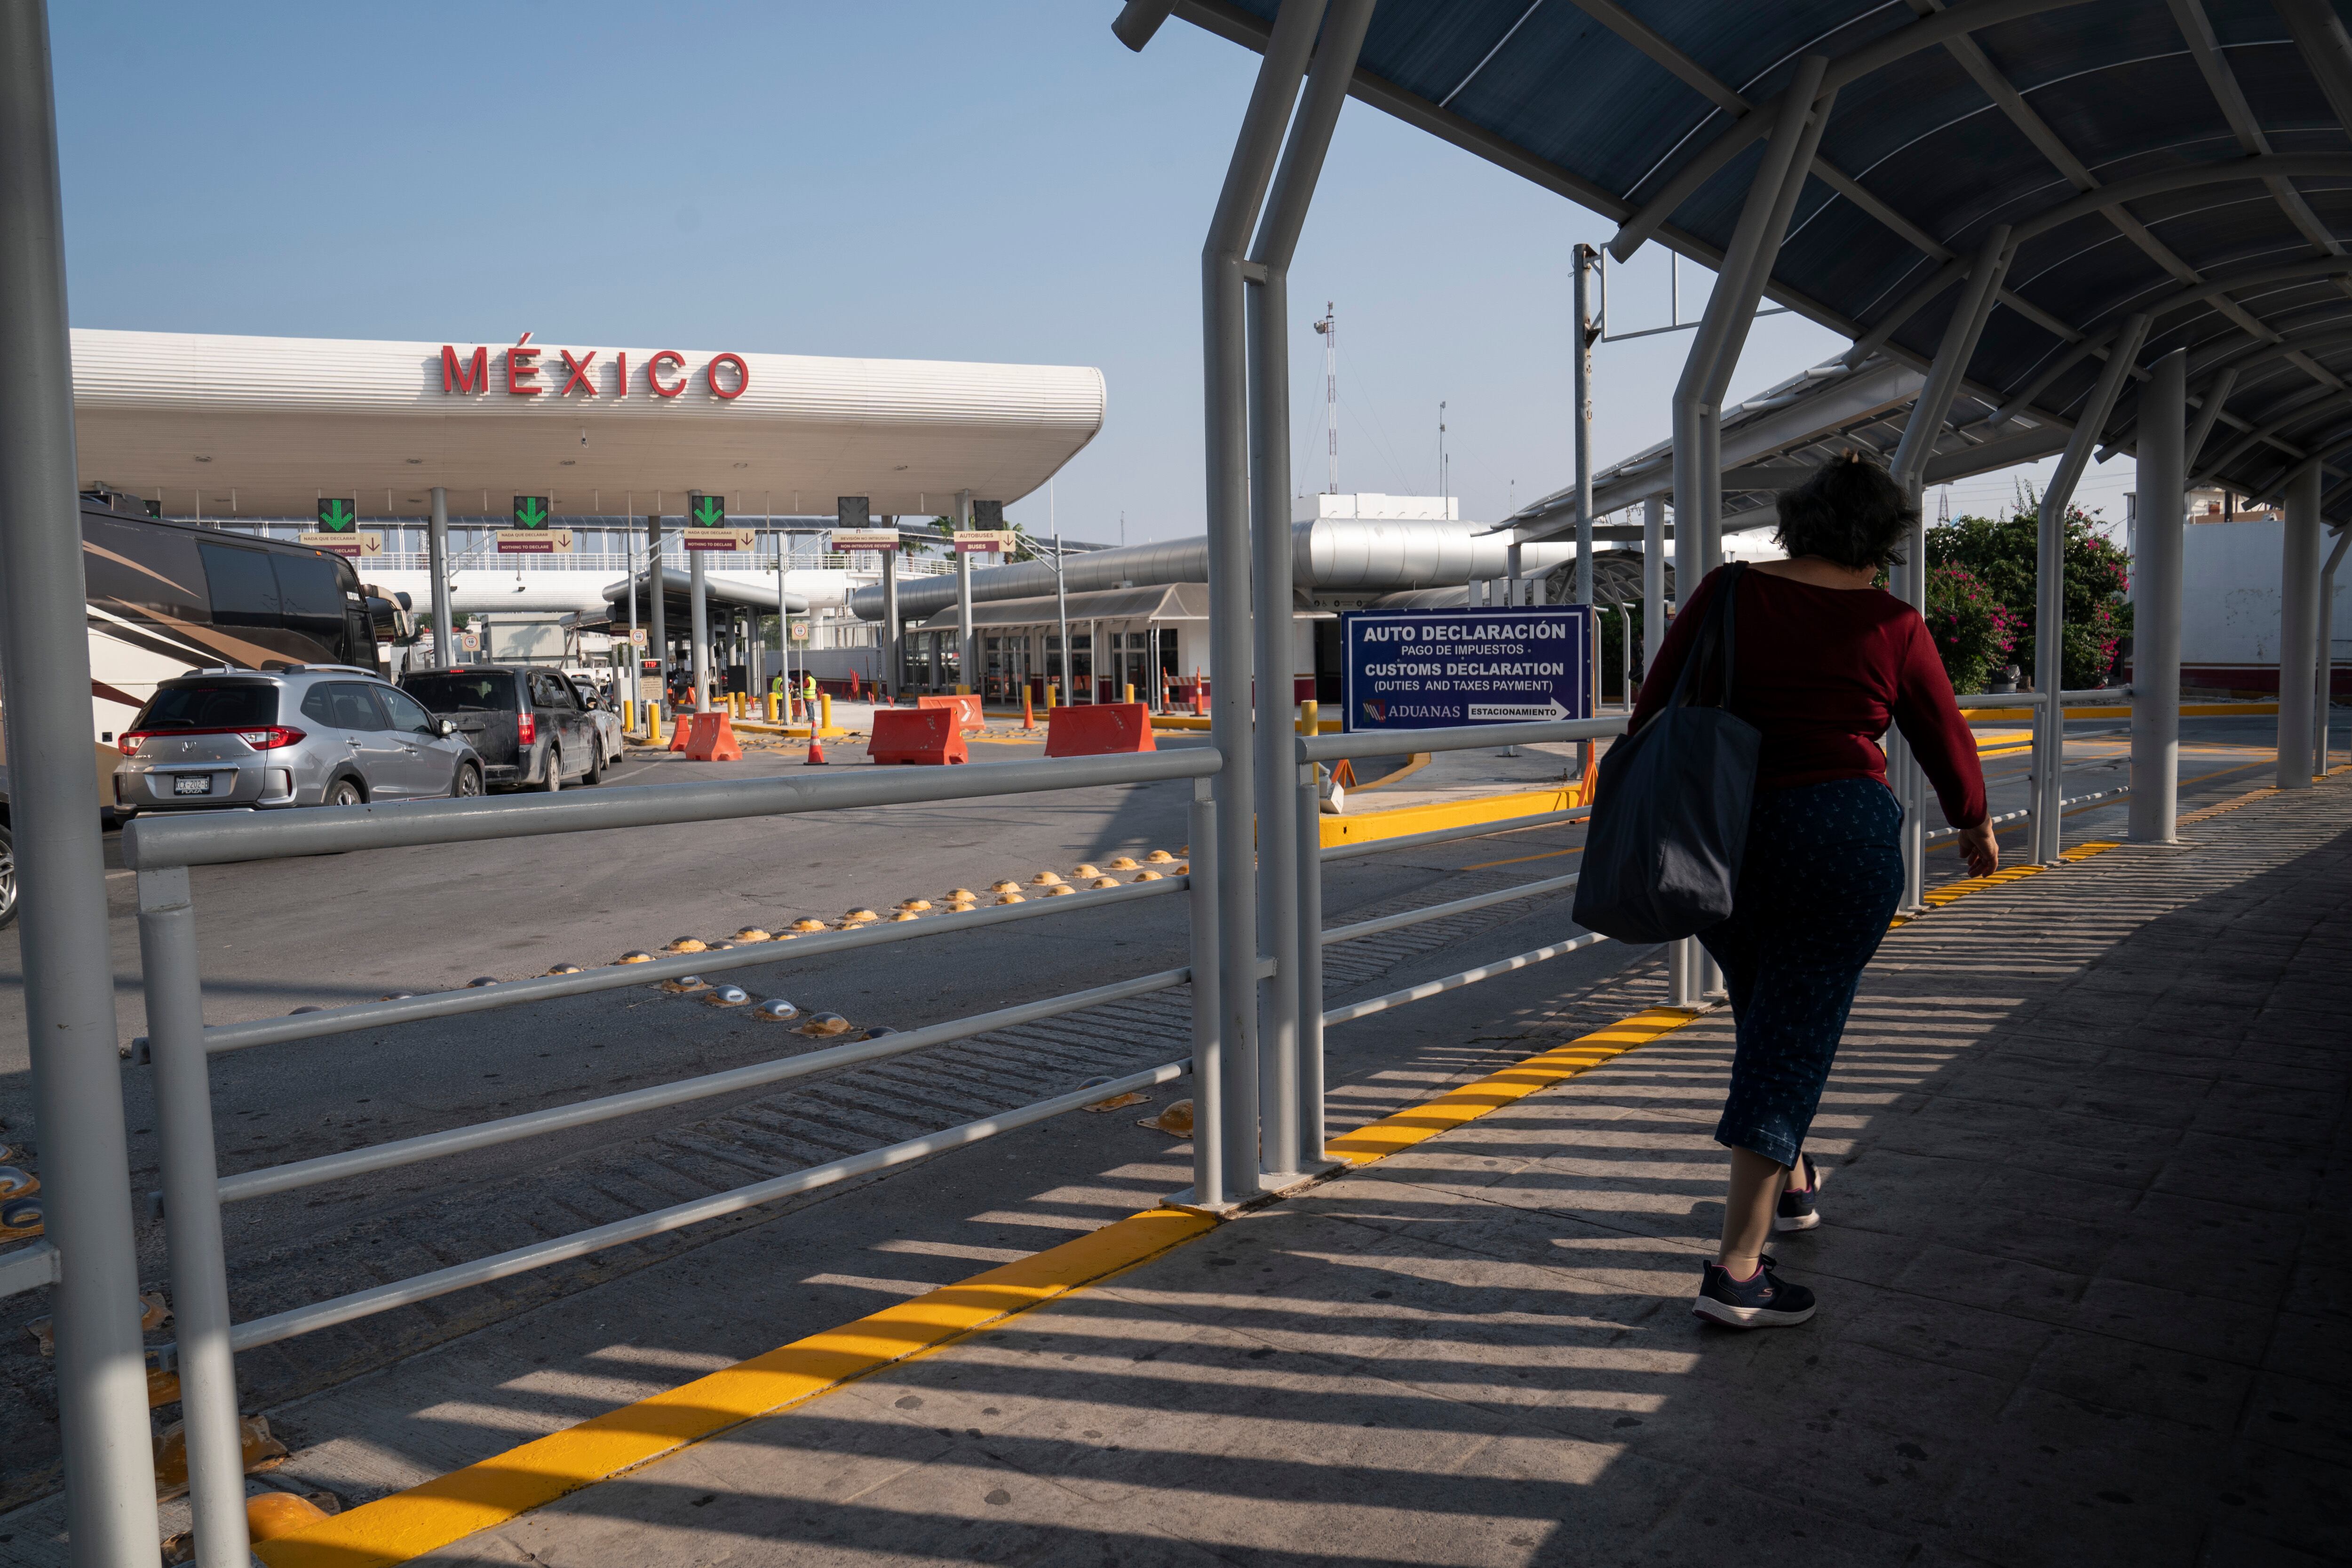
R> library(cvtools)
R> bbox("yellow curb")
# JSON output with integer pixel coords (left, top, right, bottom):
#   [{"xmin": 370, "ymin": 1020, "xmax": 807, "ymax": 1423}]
[
  {"xmin": 1324, "ymin": 1007, "xmax": 1697, "ymax": 1165},
  {"xmin": 253, "ymin": 1209, "xmax": 1215, "ymax": 1568},
  {"xmin": 1318, "ymin": 784, "xmax": 1585, "ymax": 849},
  {"xmin": 1343, "ymin": 752, "xmax": 1432, "ymax": 793}
]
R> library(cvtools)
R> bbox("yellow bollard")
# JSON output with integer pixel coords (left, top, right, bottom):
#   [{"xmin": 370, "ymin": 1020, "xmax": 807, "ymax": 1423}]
[
  {"xmin": 820, "ymin": 692, "xmax": 833, "ymax": 733},
  {"xmin": 1047, "ymin": 683, "xmax": 1059, "ymax": 709},
  {"xmin": 647, "ymin": 705, "xmax": 664, "ymax": 746},
  {"xmin": 1123, "ymin": 683, "xmax": 1135, "ymax": 705},
  {"xmin": 766, "ymin": 691, "xmax": 780, "ymax": 722},
  {"xmin": 1300, "ymin": 700, "xmax": 1318, "ymax": 736}
]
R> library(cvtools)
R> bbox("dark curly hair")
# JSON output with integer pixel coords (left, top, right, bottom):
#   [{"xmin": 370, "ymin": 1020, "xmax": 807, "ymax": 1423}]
[{"xmin": 1772, "ymin": 453, "xmax": 1917, "ymax": 571}]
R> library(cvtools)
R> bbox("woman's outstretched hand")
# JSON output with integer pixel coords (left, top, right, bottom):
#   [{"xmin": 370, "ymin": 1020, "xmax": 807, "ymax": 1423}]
[{"xmin": 1958, "ymin": 820, "xmax": 1999, "ymax": 879}]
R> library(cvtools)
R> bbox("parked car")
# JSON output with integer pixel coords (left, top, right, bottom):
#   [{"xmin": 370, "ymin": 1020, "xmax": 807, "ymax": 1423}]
[
  {"xmin": 112, "ymin": 666, "xmax": 484, "ymax": 816},
  {"xmin": 399, "ymin": 665, "xmax": 620, "ymax": 792}
]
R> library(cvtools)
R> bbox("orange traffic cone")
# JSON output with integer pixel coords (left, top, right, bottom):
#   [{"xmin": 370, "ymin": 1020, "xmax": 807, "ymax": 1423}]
[
  {"xmin": 1023, "ymin": 687, "xmax": 1034, "ymax": 732},
  {"xmin": 806, "ymin": 733, "xmax": 828, "ymax": 765}
]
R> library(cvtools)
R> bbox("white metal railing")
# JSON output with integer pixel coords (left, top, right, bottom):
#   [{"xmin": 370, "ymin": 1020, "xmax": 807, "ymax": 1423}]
[{"xmin": 113, "ymin": 748, "xmax": 1224, "ymax": 1568}]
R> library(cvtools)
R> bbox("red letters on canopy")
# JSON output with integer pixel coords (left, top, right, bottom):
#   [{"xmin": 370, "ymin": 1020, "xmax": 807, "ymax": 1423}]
[
  {"xmin": 441, "ymin": 345, "xmax": 487, "ymax": 394},
  {"xmin": 558, "ymin": 349, "xmax": 598, "ymax": 397},
  {"xmin": 647, "ymin": 350, "xmax": 687, "ymax": 398},
  {"xmin": 438, "ymin": 342, "xmax": 748, "ymax": 400}
]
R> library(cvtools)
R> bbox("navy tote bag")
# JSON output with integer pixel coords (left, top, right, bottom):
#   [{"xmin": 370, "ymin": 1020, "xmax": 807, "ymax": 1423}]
[{"xmin": 1571, "ymin": 563, "xmax": 1761, "ymax": 944}]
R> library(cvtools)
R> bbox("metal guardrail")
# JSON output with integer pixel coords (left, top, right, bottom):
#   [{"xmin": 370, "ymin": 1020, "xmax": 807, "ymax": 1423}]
[
  {"xmin": 1287, "ymin": 716, "xmax": 1631, "ymax": 1154},
  {"xmin": 1957, "ymin": 685, "xmax": 2131, "ymax": 711},
  {"xmin": 121, "ymin": 748, "xmax": 1225, "ymax": 1568}
]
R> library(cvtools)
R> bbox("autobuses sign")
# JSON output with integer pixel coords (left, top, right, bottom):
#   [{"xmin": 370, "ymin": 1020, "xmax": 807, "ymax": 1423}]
[
  {"xmin": 1340, "ymin": 605, "xmax": 1596, "ymax": 731},
  {"xmin": 440, "ymin": 333, "xmax": 750, "ymax": 400}
]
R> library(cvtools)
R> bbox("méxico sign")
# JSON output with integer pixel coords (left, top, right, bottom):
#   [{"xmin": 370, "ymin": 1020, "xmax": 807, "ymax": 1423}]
[
  {"xmin": 1340, "ymin": 605, "xmax": 1596, "ymax": 732},
  {"xmin": 440, "ymin": 333, "xmax": 750, "ymax": 400}
]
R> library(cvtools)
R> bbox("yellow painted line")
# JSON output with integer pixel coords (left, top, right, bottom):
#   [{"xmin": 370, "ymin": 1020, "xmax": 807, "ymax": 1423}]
[
  {"xmin": 1344, "ymin": 751, "xmax": 1432, "ymax": 793},
  {"xmin": 260, "ymin": 780, "xmax": 2213, "ymax": 1568},
  {"xmin": 1150, "ymin": 715, "xmax": 1343, "ymax": 733},
  {"xmin": 254, "ymin": 1208, "xmax": 1215, "ymax": 1568},
  {"xmin": 1319, "ymin": 784, "xmax": 1585, "ymax": 849},
  {"xmin": 1325, "ymin": 1007, "xmax": 1697, "ymax": 1166}
]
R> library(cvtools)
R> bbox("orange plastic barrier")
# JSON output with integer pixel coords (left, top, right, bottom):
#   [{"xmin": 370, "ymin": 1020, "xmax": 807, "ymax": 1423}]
[
  {"xmin": 667, "ymin": 712, "xmax": 690, "ymax": 753},
  {"xmin": 869, "ymin": 708, "xmax": 967, "ymax": 765},
  {"xmin": 915, "ymin": 693, "xmax": 984, "ymax": 731},
  {"xmin": 1044, "ymin": 701, "xmax": 1157, "ymax": 758},
  {"xmin": 679, "ymin": 712, "xmax": 743, "ymax": 762}
]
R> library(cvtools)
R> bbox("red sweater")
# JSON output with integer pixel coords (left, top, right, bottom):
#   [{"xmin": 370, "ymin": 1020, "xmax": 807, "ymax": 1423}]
[{"xmin": 1629, "ymin": 566, "xmax": 1987, "ymax": 828}]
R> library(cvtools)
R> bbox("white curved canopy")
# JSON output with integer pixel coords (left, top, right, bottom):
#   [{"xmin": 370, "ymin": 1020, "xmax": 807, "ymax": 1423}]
[{"xmin": 71, "ymin": 329, "xmax": 1105, "ymax": 520}]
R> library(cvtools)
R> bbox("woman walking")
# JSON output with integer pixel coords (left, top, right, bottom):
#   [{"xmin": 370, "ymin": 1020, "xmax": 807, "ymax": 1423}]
[{"xmin": 1627, "ymin": 455, "xmax": 1997, "ymax": 1329}]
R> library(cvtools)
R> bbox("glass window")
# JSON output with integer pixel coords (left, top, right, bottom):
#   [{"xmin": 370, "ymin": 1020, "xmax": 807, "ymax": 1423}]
[
  {"xmin": 379, "ymin": 687, "xmax": 439, "ymax": 736},
  {"xmin": 301, "ymin": 681, "xmax": 387, "ymax": 730},
  {"xmin": 531, "ymin": 673, "xmax": 577, "ymax": 710},
  {"xmin": 271, "ymin": 552, "xmax": 348, "ymax": 647},
  {"xmin": 83, "ymin": 514, "xmax": 206, "ymax": 621},
  {"xmin": 132, "ymin": 681, "xmax": 276, "ymax": 731},
  {"xmin": 404, "ymin": 672, "xmax": 517, "ymax": 711},
  {"xmin": 198, "ymin": 543, "xmax": 280, "ymax": 626}
]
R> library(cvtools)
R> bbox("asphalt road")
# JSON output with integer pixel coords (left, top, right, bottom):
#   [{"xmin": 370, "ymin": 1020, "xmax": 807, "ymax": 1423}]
[{"xmin": 0, "ymin": 714, "xmax": 2301, "ymax": 1524}]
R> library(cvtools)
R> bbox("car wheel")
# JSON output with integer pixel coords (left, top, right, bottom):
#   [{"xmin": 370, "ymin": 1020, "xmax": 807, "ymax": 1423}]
[
  {"xmin": 540, "ymin": 747, "xmax": 562, "ymax": 793},
  {"xmin": 325, "ymin": 777, "xmax": 365, "ymax": 808},
  {"xmin": 0, "ymin": 824, "xmax": 16, "ymax": 931},
  {"xmin": 453, "ymin": 763, "xmax": 483, "ymax": 798},
  {"xmin": 580, "ymin": 742, "xmax": 601, "ymax": 787}
]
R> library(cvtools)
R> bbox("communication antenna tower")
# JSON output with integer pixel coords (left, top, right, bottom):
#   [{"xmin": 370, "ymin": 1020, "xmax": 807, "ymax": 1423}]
[
  {"xmin": 1312, "ymin": 303, "xmax": 1339, "ymax": 493},
  {"xmin": 1937, "ymin": 485, "xmax": 1951, "ymax": 525}
]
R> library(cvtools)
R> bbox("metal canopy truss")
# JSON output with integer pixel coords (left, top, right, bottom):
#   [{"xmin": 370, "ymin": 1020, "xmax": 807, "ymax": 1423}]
[{"xmin": 1162, "ymin": 0, "xmax": 2352, "ymax": 526}]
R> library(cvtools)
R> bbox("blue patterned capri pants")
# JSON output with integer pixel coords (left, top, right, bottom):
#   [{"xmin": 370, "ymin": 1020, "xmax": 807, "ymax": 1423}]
[{"xmin": 1697, "ymin": 778, "xmax": 1907, "ymax": 1169}]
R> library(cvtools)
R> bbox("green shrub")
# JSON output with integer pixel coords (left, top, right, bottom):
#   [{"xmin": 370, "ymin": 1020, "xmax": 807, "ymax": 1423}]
[{"xmin": 1924, "ymin": 499, "xmax": 2131, "ymax": 690}]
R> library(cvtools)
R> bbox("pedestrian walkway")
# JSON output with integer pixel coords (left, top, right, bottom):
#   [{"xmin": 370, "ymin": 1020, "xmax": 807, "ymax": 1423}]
[{"xmin": 260, "ymin": 779, "xmax": 2348, "ymax": 1568}]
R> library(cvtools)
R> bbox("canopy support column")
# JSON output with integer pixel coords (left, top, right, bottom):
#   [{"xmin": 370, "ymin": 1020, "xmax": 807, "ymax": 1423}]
[
  {"xmin": 648, "ymin": 514, "xmax": 667, "ymax": 701},
  {"xmin": 689, "ymin": 549, "xmax": 710, "ymax": 713},
  {"xmin": 1246, "ymin": 0, "xmax": 1371, "ymax": 1181},
  {"xmin": 0, "ymin": 6, "xmax": 164, "ymax": 1559},
  {"xmin": 955, "ymin": 490, "xmax": 975, "ymax": 693},
  {"xmin": 1203, "ymin": 0, "xmax": 1327, "ymax": 1195},
  {"xmin": 2129, "ymin": 349, "xmax": 2187, "ymax": 842},
  {"xmin": 1572, "ymin": 242, "xmax": 1597, "ymax": 607},
  {"xmin": 2033, "ymin": 313, "xmax": 2150, "ymax": 861},
  {"xmin": 429, "ymin": 487, "xmax": 453, "ymax": 671},
  {"xmin": 2278, "ymin": 462, "xmax": 2322, "ymax": 789},
  {"xmin": 1642, "ymin": 495, "xmax": 1666, "ymax": 679},
  {"xmin": 2318, "ymin": 528, "xmax": 2348, "ymax": 777},
  {"xmin": 1890, "ymin": 224, "xmax": 2010, "ymax": 903},
  {"xmin": 1673, "ymin": 57, "xmax": 1830, "ymax": 581}
]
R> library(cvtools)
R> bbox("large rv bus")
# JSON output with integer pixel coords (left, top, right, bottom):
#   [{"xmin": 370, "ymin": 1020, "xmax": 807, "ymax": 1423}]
[{"xmin": 70, "ymin": 493, "xmax": 393, "ymax": 810}]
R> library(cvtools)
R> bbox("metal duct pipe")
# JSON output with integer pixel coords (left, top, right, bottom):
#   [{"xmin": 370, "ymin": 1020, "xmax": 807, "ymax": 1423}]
[{"xmin": 848, "ymin": 519, "xmax": 1582, "ymax": 622}]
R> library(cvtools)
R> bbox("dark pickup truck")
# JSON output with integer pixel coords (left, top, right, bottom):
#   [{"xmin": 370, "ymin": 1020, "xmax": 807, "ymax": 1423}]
[{"xmin": 399, "ymin": 666, "xmax": 619, "ymax": 792}]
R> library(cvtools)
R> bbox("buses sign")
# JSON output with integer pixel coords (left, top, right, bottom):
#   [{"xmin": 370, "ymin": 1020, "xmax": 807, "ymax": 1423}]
[{"xmin": 1340, "ymin": 605, "xmax": 1596, "ymax": 732}]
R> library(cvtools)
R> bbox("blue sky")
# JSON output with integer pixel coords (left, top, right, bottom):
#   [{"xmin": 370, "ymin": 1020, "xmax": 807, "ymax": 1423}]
[{"xmin": 51, "ymin": 1, "xmax": 2132, "ymax": 541}]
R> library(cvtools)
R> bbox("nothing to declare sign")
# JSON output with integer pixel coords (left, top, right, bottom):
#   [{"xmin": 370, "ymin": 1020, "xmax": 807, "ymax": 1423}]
[{"xmin": 1341, "ymin": 605, "xmax": 1596, "ymax": 731}]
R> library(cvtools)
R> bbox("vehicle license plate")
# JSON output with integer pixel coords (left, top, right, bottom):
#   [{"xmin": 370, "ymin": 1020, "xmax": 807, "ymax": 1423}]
[{"xmin": 173, "ymin": 775, "xmax": 213, "ymax": 796}]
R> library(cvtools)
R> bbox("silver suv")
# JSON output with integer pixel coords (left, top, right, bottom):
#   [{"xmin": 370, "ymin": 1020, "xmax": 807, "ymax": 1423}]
[{"xmin": 114, "ymin": 666, "xmax": 485, "ymax": 815}]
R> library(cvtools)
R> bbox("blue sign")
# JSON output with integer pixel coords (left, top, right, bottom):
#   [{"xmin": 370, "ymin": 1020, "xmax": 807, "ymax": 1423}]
[{"xmin": 1341, "ymin": 605, "xmax": 1596, "ymax": 731}]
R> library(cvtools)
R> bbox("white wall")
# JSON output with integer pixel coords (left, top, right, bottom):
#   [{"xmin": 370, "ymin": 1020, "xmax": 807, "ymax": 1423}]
[{"xmin": 2178, "ymin": 520, "xmax": 2351, "ymax": 666}]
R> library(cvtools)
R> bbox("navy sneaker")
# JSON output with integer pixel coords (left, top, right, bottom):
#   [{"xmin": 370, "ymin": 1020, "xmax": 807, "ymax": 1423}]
[
  {"xmin": 1775, "ymin": 1155, "xmax": 1826, "ymax": 1234},
  {"xmin": 1692, "ymin": 1255, "xmax": 1816, "ymax": 1329}
]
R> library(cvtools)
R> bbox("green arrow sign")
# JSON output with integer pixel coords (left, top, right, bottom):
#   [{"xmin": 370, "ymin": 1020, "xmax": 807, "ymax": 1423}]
[
  {"xmin": 316, "ymin": 498, "xmax": 357, "ymax": 532},
  {"xmin": 691, "ymin": 494, "xmax": 726, "ymax": 527},
  {"xmin": 512, "ymin": 495, "xmax": 550, "ymax": 529}
]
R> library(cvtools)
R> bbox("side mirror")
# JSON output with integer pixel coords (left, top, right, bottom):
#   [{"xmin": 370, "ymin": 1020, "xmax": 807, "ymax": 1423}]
[{"xmin": 438, "ymin": 718, "xmax": 456, "ymax": 737}]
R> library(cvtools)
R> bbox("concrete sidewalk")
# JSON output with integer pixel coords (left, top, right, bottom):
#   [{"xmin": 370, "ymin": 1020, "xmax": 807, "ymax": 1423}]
[{"xmin": 313, "ymin": 780, "xmax": 2347, "ymax": 1567}]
